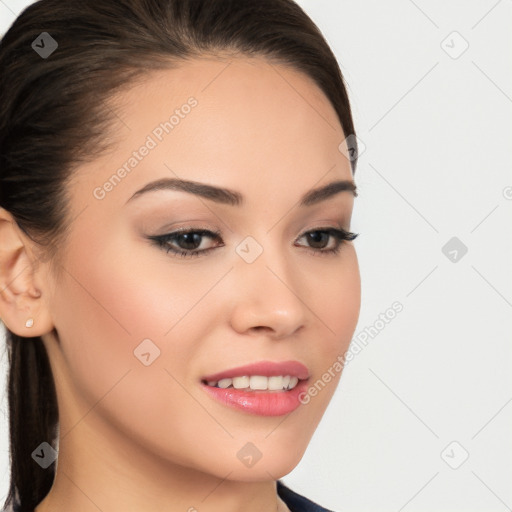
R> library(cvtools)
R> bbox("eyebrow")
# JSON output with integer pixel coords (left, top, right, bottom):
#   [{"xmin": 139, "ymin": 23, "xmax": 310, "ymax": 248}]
[{"xmin": 125, "ymin": 177, "xmax": 357, "ymax": 207}]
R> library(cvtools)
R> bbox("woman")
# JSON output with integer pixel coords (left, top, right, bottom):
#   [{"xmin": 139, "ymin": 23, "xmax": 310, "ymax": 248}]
[{"xmin": 0, "ymin": 1, "xmax": 360, "ymax": 511}]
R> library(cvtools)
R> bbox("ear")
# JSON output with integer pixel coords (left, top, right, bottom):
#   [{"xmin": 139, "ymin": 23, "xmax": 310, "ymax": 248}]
[{"xmin": 0, "ymin": 207, "xmax": 54, "ymax": 337}]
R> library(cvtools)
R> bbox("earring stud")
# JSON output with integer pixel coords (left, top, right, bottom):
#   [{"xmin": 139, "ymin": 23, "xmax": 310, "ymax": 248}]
[{"xmin": 25, "ymin": 318, "xmax": 34, "ymax": 328}]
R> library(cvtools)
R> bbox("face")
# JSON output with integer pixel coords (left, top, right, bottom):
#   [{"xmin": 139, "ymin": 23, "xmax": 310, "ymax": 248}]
[{"xmin": 41, "ymin": 56, "xmax": 360, "ymax": 481}]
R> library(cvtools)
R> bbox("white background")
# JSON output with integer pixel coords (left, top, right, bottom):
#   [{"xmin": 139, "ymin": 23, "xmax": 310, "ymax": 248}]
[{"xmin": 1, "ymin": 1, "xmax": 511, "ymax": 510}]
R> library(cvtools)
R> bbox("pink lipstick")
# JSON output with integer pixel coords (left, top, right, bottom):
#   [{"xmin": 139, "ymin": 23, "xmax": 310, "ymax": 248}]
[{"xmin": 200, "ymin": 360, "xmax": 310, "ymax": 416}]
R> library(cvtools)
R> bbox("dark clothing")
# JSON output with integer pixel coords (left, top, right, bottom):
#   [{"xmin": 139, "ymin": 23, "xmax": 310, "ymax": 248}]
[{"xmin": 278, "ymin": 480, "xmax": 335, "ymax": 512}]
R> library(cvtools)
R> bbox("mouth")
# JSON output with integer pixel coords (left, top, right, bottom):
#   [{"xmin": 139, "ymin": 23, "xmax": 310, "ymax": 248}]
[
  {"xmin": 200, "ymin": 360, "xmax": 310, "ymax": 416},
  {"xmin": 201, "ymin": 375, "xmax": 302, "ymax": 392}
]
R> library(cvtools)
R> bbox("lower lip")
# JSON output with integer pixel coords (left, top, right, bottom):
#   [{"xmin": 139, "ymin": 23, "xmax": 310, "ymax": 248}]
[{"xmin": 200, "ymin": 379, "xmax": 309, "ymax": 417}]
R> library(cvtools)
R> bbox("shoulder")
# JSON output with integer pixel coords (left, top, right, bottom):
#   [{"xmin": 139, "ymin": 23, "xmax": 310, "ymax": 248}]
[{"xmin": 277, "ymin": 480, "xmax": 337, "ymax": 512}]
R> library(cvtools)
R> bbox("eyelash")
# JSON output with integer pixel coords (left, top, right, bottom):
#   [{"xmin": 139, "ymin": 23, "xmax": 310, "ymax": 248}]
[{"xmin": 148, "ymin": 226, "xmax": 359, "ymax": 259}]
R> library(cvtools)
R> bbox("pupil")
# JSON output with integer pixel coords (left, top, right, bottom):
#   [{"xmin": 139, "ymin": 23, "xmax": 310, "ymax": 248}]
[
  {"xmin": 179, "ymin": 233, "xmax": 201, "ymax": 250},
  {"xmin": 308, "ymin": 232, "xmax": 327, "ymax": 249}
]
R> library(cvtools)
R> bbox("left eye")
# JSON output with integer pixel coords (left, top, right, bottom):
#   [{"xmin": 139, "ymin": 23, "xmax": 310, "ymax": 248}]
[
  {"xmin": 294, "ymin": 227, "xmax": 358, "ymax": 256},
  {"xmin": 148, "ymin": 227, "xmax": 358, "ymax": 258}
]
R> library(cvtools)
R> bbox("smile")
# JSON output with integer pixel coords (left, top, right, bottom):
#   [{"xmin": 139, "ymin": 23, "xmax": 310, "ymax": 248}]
[
  {"xmin": 203, "ymin": 375, "xmax": 300, "ymax": 391},
  {"xmin": 200, "ymin": 360, "xmax": 310, "ymax": 416}
]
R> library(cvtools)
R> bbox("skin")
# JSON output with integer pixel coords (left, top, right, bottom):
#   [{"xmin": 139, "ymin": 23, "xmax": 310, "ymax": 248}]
[{"xmin": 0, "ymin": 56, "xmax": 360, "ymax": 512}]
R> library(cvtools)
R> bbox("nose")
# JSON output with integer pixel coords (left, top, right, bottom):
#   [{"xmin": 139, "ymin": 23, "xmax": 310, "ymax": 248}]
[{"xmin": 228, "ymin": 246, "xmax": 308, "ymax": 340}]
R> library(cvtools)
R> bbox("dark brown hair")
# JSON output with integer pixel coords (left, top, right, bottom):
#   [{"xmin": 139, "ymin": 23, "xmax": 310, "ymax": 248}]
[{"xmin": 0, "ymin": 1, "xmax": 357, "ymax": 510}]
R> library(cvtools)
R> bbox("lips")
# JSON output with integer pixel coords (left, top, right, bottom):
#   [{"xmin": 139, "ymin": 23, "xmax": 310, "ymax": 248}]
[
  {"xmin": 201, "ymin": 360, "xmax": 310, "ymax": 382},
  {"xmin": 200, "ymin": 360, "xmax": 311, "ymax": 416},
  {"xmin": 201, "ymin": 379, "xmax": 309, "ymax": 416}
]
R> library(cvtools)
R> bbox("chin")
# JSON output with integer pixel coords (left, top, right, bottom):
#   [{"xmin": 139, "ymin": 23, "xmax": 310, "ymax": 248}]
[
  {"xmin": 228, "ymin": 447, "xmax": 306, "ymax": 482},
  {"xmin": 185, "ymin": 442, "xmax": 305, "ymax": 483},
  {"xmin": 222, "ymin": 462, "xmax": 299, "ymax": 483}
]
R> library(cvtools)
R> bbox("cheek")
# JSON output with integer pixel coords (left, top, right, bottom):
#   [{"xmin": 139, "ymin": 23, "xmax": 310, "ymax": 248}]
[
  {"xmin": 299, "ymin": 248, "xmax": 360, "ymax": 408},
  {"xmin": 51, "ymin": 233, "xmax": 231, "ymax": 395},
  {"xmin": 313, "ymin": 246, "xmax": 361, "ymax": 354},
  {"xmin": 50, "ymin": 237, "xmax": 237, "ymax": 467}
]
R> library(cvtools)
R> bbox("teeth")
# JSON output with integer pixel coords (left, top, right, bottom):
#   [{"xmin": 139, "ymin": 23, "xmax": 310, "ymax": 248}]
[
  {"xmin": 205, "ymin": 375, "xmax": 300, "ymax": 391},
  {"xmin": 250, "ymin": 375, "xmax": 267, "ymax": 390},
  {"xmin": 217, "ymin": 378, "xmax": 232, "ymax": 389},
  {"xmin": 232, "ymin": 376, "xmax": 250, "ymax": 389},
  {"xmin": 268, "ymin": 376, "xmax": 284, "ymax": 390}
]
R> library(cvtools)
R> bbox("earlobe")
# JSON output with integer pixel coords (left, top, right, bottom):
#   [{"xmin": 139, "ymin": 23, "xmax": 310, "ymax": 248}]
[{"xmin": 0, "ymin": 207, "xmax": 54, "ymax": 337}]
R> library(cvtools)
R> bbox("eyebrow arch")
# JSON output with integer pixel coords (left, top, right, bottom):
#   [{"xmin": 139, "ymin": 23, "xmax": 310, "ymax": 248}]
[{"xmin": 126, "ymin": 177, "xmax": 357, "ymax": 207}]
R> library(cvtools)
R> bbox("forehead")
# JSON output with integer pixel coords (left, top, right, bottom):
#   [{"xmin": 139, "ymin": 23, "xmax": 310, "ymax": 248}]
[{"xmin": 71, "ymin": 57, "xmax": 352, "ymax": 213}]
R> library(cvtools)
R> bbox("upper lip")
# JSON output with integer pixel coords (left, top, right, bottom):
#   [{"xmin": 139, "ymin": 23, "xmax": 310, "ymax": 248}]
[{"xmin": 201, "ymin": 360, "xmax": 310, "ymax": 382}]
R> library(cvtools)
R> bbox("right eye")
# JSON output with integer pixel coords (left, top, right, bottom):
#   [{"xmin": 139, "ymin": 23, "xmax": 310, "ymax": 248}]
[{"xmin": 148, "ymin": 228, "xmax": 223, "ymax": 258}]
